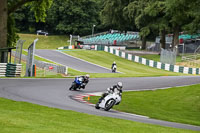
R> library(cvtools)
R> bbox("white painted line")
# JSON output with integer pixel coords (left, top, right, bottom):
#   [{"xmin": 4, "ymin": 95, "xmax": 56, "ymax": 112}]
[
  {"xmin": 24, "ymin": 49, "xmax": 85, "ymax": 73},
  {"xmin": 57, "ymin": 51, "xmax": 112, "ymax": 71},
  {"xmin": 120, "ymin": 112, "xmax": 149, "ymax": 118},
  {"xmin": 58, "ymin": 50, "xmax": 124, "ymax": 74}
]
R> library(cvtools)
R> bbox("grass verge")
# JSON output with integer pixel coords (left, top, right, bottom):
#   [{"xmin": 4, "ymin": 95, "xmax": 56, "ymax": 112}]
[
  {"xmin": 64, "ymin": 50, "xmax": 185, "ymax": 77},
  {"xmin": 85, "ymin": 84, "xmax": 200, "ymax": 126},
  {"xmin": 18, "ymin": 33, "xmax": 69, "ymax": 49},
  {"xmin": 140, "ymin": 54, "xmax": 182, "ymax": 62},
  {"xmin": 0, "ymin": 97, "xmax": 198, "ymax": 133}
]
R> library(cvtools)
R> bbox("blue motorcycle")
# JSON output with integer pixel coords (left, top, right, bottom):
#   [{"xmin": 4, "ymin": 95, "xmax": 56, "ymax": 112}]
[{"xmin": 69, "ymin": 77, "xmax": 86, "ymax": 90}]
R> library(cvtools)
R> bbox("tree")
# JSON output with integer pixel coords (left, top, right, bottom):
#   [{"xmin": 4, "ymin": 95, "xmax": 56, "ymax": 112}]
[
  {"xmin": 164, "ymin": 0, "xmax": 200, "ymax": 48},
  {"xmin": 0, "ymin": 0, "xmax": 52, "ymax": 63},
  {"xmin": 100, "ymin": 0, "xmax": 133, "ymax": 32},
  {"xmin": 13, "ymin": 0, "xmax": 101, "ymax": 36},
  {"xmin": 143, "ymin": 0, "xmax": 168, "ymax": 49},
  {"xmin": 46, "ymin": 0, "xmax": 100, "ymax": 35},
  {"xmin": 125, "ymin": 0, "xmax": 152, "ymax": 49}
]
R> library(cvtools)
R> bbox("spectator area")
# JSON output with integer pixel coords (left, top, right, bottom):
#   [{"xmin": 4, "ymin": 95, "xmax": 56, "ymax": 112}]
[{"xmin": 79, "ymin": 32, "xmax": 140, "ymax": 45}]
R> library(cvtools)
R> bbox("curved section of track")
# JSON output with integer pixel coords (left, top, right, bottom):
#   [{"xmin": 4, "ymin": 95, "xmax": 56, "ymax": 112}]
[
  {"xmin": 34, "ymin": 50, "xmax": 112, "ymax": 73},
  {"xmin": 0, "ymin": 76, "xmax": 200, "ymax": 131}
]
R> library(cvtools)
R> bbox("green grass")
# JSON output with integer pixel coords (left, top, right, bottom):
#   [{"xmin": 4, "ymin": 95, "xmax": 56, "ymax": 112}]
[
  {"xmin": 0, "ymin": 98, "xmax": 198, "ymax": 133},
  {"xmin": 86, "ymin": 84, "xmax": 200, "ymax": 126},
  {"xmin": 64, "ymin": 50, "xmax": 185, "ymax": 77},
  {"xmin": 18, "ymin": 33, "xmax": 69, "ymax": 49},
  {"xmin": 140, "ymin": 54, "xmax": 182, "ymax": 62}
]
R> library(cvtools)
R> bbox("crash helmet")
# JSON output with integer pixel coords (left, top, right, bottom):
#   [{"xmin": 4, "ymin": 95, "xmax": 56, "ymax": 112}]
[
  {"xmin": 85, "ymin": 74, "xmax": 90, "ymax": 79},
  {"xmin": 113, "ymin": 61, "xmax": 116, "ymax": 64},
  {"xmin": 117, "ymin": 82, "xmax": 123, "ymax": 89}
]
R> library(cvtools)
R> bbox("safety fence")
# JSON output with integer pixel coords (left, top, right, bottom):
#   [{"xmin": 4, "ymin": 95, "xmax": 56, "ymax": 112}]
[
  {"xmin": 95, "ymin": 45, "xmax": 200, "ymax": 75},
  {"xmin": 160, "ymin": 48, "xmax": 176, "ymax": 65},
  {"xmin": 0, "ymin": 63, "xmax": 22, "ymax": 77},
  {"xmin": 12, "ymin": 51, "xmax": 68, "ymax": 76}
]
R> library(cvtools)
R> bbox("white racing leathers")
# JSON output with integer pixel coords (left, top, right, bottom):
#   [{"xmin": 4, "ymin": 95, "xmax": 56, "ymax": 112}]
[
  {"xmin": 95, "ymin": 88, "xmax": 122, "ymax": 111},
  {"xmin": 112, "ymin": 64, "xmax": 117, "ymax": 72}
]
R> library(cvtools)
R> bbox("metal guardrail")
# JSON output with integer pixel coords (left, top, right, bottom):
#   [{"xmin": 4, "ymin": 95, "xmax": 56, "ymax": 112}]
[
  {"xmin": 6, "ymin": 63, "xmax": 22, "ymax": 77},
  {"xmin": 0, "ymin": 63, "xmax": 22, "ymax": 77},
  {"xmin": 0, "ymin": 63, "xmax": 7, "ymax": 77}
]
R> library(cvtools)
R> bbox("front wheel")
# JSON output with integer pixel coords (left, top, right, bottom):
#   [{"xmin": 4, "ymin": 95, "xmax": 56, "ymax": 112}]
[
  {"xmin": 104, "ymin": 99, "xmax": 115, "ymax": 111},
  {"xmin": 69, "ymin": 83, "xmax": 76, "ymax": 90},
  {"xmin": 95, "ymin": 103, "xmax": 100, "ymax": 109}
]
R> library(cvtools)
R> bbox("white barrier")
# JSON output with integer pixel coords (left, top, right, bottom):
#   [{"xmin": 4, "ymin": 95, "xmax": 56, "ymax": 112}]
[{"xmin": 0, "ymin": 63, "xmax": 7, "ymax": 77}]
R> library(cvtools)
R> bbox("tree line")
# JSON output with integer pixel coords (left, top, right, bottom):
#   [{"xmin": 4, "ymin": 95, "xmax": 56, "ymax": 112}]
[{"xmin": 0, "ymin": 0, "xmax": 200, "ymax": 63}]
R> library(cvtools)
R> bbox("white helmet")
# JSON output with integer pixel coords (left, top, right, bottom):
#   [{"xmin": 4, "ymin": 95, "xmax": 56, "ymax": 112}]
[
  {"xmin": 86, "ymin": 74, "xmax": 90, "ymax": 78},
  {"xmin": 117, "ymin": 82, "xmax": 123, "ymax": 89},
  {"xmin": 113, "ymin": 61, "xmax": 116, "ymax": 64}
]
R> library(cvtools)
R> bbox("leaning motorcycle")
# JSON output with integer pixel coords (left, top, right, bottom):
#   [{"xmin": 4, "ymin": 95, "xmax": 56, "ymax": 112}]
[
  {"xmin": 69, "ymin": 77, "xmax": 86, "ymax": 90},
  {"xmin": 95, "ymin": 91, "xmax": 121, "ymax": 111}
]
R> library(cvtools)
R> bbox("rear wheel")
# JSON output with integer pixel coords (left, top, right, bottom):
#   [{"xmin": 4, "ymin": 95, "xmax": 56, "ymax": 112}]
[{"xmin": 104, "ymin": 99, "xmax": 115, "ymax": 111}]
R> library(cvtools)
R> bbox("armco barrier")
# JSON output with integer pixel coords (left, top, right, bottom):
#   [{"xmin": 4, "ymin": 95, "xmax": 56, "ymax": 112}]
[
  {"xmin": 0, "ymin": 63, "xmax": 22, "ymax": 77},
  {"xmin": 6, "ymin": 63, "xmax": 22, "ymax": 77},
  {"xmin": 0, "ymin": 63, "xmax": 7, "ymax": 77},
  {"xmin": 99, "ymin": 45, "xmax": 200, "ymax": 75}
]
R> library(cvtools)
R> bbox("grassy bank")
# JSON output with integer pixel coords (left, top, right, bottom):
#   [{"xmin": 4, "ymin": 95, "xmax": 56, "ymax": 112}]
[
  {"xmin": 64, "ymin": 50, "xmax": 185, "ymax": 77},
  {"xmin": 86, "ymin": 84, "xmax": 200, "ymax": 126},
  {"xmin": 140, "ymin": 54, "xmax": 182, "ymax": 62},
  {"xmin": 0, "ymin": 98, "xmax": 197, "ymax": 133},
  {"xmin": 18, "ymin": 33, "xmax": 69, "ymax": 49}
]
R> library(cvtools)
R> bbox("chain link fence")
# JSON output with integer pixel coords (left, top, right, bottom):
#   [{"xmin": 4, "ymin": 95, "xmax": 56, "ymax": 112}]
[
  {"xmin": 12, "ymin": 51, "xmax": 67, "ymax": 77},
  {"xmin": 160, "ymin": 48, "xmax": 176, "ymax": 65}
]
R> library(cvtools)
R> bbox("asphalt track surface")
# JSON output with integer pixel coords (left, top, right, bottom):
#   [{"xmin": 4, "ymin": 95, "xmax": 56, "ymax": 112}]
[
  {"xmin": 0, "ymin": 76, "xmax": 200, "ymax": 131},
  {"xmin": 34, "ymin": 49, "xmax": 112, "ymax": 73}
]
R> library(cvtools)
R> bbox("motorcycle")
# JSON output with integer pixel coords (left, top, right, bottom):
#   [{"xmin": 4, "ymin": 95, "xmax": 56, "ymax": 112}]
[
  {"xmin": 95, "ymin": 91, "xmax": 121, "ymax": 111},
  {"xmin": 112, "ymin": 65, "xmax": 117, "ymax": 73},
  {"xmin": 69, "ymin": 77, "xmax": 86, "ymax": 91}
]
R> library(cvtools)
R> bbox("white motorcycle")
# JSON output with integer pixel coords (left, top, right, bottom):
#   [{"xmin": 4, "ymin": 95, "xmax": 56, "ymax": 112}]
[
  {"xmin": 112, "ymin": 65, "xmax": 117, "ymax": 73},
  {"xmin": 95, "ymin": 91, "xmax": 121, "ymax": 111}
]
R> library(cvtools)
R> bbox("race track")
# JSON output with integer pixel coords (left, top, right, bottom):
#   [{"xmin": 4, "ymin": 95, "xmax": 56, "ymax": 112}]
[
  {"xmin": 34, "ymin": 50, "xmax": 112, "ymax": 73},
  {"xmin": 1, "ymin": 76, "xmax": 200, "ymax": 131}
]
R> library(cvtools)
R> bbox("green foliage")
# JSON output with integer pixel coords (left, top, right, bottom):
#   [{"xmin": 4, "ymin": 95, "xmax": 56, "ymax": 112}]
[
  {"xmin": 7, "ymin": 0, "xmax": 53, "ymax": 48},
  {"xmin": 100, "ymin": 0, "xmax": 134, "ymax": 31},
  {"xmin": 7, "ymin": 15, "xmax": 19, "ymax": 47},
  {"xmin": 14, "ymin": 0, "xmax": 100, "ymax": 35},
  {"xmin": 29, "ymin": 0, "xmax": 53, "ymax": 22},
  {"xmin": 47, "ymin": 0, "xmax": 99, "ymax": 35}
]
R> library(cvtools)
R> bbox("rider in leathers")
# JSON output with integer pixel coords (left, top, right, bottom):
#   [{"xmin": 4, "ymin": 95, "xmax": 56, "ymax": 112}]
[
  {"xmin": 111, "ymin": 61, "xmax": 117, "ymax": 72},
  {"xmin": 98, "ymin": 82, "xmax": 123, "ymax": 104},
  {"xmin": 76, "ymin": 74, "xmax": 89, "ymax": 89}
]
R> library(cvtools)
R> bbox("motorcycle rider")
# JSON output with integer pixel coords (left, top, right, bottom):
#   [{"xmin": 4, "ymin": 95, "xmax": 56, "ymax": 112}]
[
  {"xmin": 74, "ymin": 74, "xmax": 90, "ymax": 89},
  {"xmin": 79, "ymin": 74, "xmax": 90, "ymax": 89},
  {"xmin": 111, "ymin": 61, "xmax": 117, "ymax": 72},
  {"xmin": 98, "ymin": 82, "xmax": 123, "ymax": 103}
]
